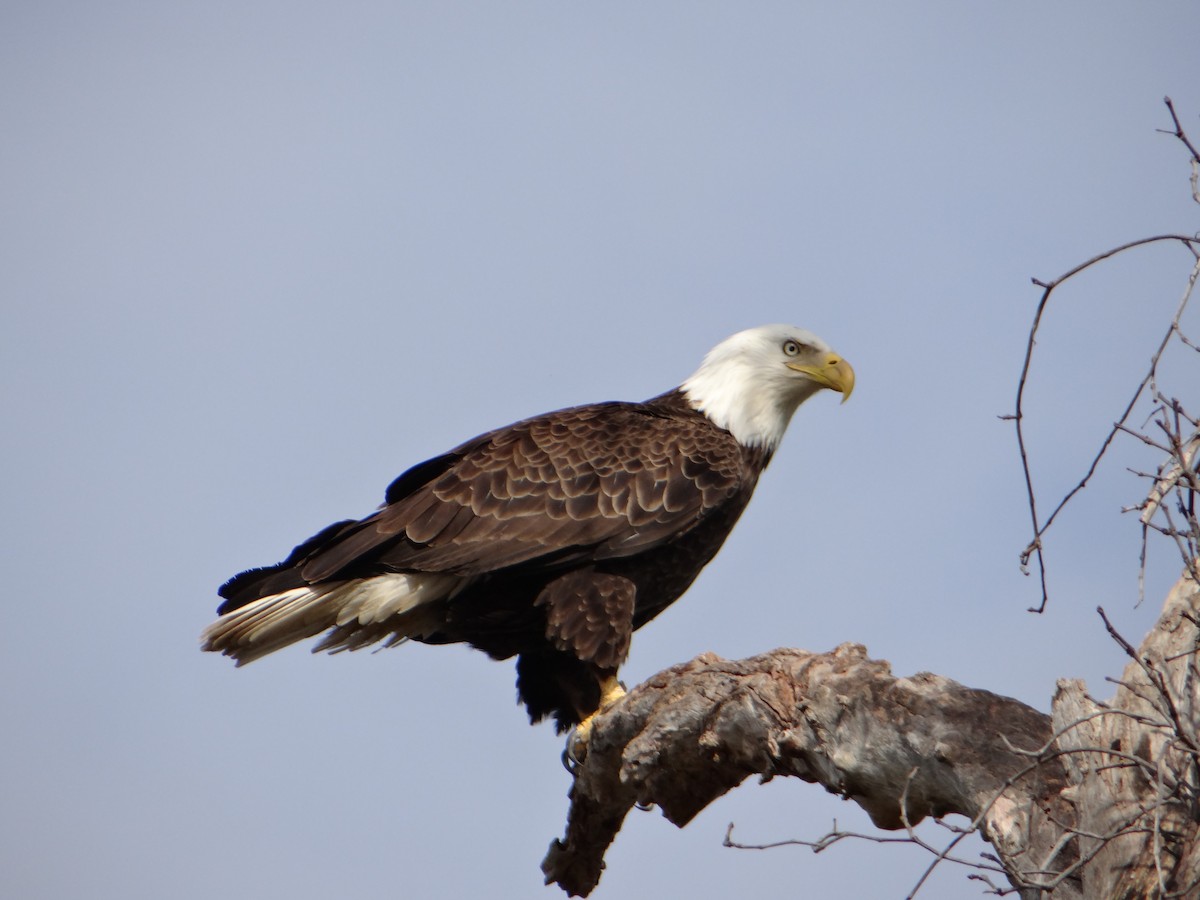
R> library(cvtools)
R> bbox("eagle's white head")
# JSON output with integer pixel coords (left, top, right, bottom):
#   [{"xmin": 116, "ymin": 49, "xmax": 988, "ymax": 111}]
[{"xmin": 681, "ymin": 324, "xmax": 854, "ymax": 450}]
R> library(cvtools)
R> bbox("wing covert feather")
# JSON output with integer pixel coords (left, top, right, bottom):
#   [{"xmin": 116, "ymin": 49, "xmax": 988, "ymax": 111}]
[{"xmin": 298, "ymin": 400, "xmax": 748, "ymax": 582}]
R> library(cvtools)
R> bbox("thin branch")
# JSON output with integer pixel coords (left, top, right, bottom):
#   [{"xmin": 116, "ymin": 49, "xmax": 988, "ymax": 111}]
[
  {"xmin": 1015, "ymin": 235, "xmax": 1200, "ymax": 611},
  {"xmin": 1161, "ymin": 96, "xmax": 1200, "ymax": 168},
  {"xmin": 1014, "ymin": 99, "xmax": 1200, "ymax": 613}
]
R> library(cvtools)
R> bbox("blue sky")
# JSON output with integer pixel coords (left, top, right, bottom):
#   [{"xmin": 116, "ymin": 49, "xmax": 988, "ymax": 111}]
[{"xmin": 3, "ymin": 4, "xmax": 1199, "ymax": 898}]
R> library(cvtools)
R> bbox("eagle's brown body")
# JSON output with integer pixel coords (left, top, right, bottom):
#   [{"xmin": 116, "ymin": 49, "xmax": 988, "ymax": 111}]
[
  {"xmin": 203, "ymin": 325, "xmax": 853, "ymax": 733},
  {"xmin": 210, "ymin": 389, "xmax": 769, "ymax": 730}
]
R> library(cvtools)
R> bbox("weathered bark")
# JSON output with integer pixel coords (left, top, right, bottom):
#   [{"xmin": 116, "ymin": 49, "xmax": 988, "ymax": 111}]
[
  {"xmin": 543, "ymin": 569, "xmax": 1200, "ymax": 898},
  {"xmin": 1051, "ymin": 573, "xmax": 1200, "ymax": 897}
]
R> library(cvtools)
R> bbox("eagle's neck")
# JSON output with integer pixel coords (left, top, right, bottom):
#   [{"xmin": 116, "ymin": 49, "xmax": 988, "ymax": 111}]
[
  {"xmin": 647, "ymin": 389, "xmax": 776, "ymax": 471},
  {"xmin": 678, "ymin": 363, "xmax": 814, "ymax": 452}
]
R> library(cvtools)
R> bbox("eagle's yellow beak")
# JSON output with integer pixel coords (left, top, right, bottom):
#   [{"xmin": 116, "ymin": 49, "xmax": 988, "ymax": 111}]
[{"xmin": 786, "ymin": 353, "xmax": 855, "ymax": 403}]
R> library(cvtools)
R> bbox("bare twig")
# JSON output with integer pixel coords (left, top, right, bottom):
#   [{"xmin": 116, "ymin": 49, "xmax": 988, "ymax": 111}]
[
  {"xmin": 1161, "ymin": 97, "xmax": 1200, "ymax": 166},
  {"xmin": 1015, "ymin": 98, "xmax": 1200, "ymax": 611}
]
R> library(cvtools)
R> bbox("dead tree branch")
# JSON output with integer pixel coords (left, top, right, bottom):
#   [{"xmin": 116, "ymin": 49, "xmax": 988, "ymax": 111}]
[
  {"xmin": 543, "ymin": 645, "xmax": 1079, "ymax": 897},
  {"xmin": 1052, "ymin": 573, "xmax": 1200, "ymax": 897},
  {"xmin": 545, "ymin": 570, "xmax": 1200, "ymax": 898}
]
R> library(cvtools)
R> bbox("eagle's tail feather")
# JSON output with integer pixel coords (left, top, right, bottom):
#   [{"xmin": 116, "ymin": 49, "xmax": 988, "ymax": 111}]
[{"xmin": 200, "ymin": 573, "xmax": 461, "ymax": 665}]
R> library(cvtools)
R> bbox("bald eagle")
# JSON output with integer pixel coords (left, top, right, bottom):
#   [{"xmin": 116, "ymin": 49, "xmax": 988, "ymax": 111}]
[{"xmin": 203, "ymin": 325, "xmax": 853, "ymax": 741}]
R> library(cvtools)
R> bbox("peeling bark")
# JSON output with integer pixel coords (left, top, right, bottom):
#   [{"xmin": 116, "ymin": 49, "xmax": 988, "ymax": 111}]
[
  {"xmin": 543, "ymin": 570, "xmax": 1200, "ymax": 899},
  {"xmin": 1051, "ymin": 574, "xmax": 1200, "ymax": 897}
]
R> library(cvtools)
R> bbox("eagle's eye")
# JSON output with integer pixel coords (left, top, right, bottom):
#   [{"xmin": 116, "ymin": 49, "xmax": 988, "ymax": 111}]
[{"xmin": 782, "ymin": 339, "xmax": 803, "ymax": 357}]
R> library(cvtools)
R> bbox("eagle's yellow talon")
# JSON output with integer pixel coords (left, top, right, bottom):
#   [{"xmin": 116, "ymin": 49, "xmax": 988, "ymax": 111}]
[{"xmin": 564, "ymin": 676, "xmax": 628, "ymax": 771}]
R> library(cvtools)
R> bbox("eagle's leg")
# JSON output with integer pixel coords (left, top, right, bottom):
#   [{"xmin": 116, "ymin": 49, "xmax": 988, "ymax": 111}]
[{"xmin": 564, "ymin": 674, "xmax": 627, "ymax": 772}]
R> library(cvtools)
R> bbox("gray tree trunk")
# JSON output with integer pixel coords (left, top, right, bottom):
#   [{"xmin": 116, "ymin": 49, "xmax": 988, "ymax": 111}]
[{"xmin": 543, "ymin": 569, "xmax": 1200, "ymax": 898}]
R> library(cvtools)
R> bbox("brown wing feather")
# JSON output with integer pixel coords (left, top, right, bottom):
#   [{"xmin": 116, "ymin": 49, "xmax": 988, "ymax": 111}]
[{"xmin": 244, "ymin": 396, "xmax": 749, "ymax": 597}]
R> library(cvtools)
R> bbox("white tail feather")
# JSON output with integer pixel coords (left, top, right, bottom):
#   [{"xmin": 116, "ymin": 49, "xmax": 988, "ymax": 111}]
[{"xmin": 201, "ymin": 572, "xmax": 463, "ymax": 665}]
